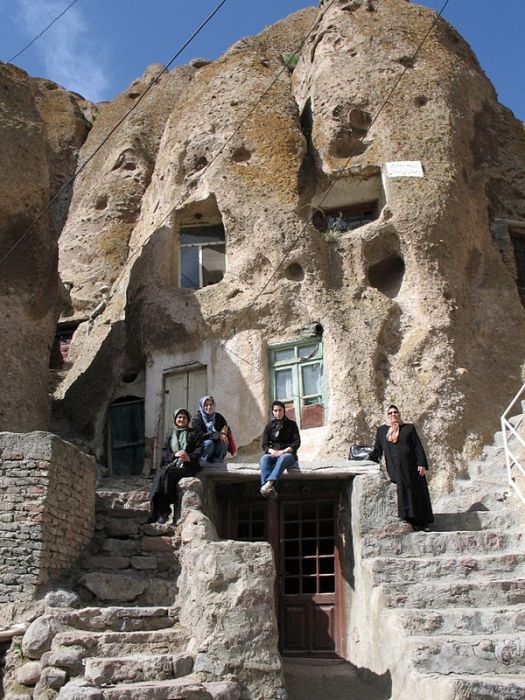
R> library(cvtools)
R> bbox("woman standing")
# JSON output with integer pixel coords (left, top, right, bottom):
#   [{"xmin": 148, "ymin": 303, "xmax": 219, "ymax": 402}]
[
  {"xmin": 372, "ymin": 404, "xmax": 434, "ymax": 531},
  {"xmin": 191, "ymin": 395, "xmax": 231, "ymax": 464},
  {"xmin": 148, "ymin": 408, "xmax": 202, "ymax": 524}
]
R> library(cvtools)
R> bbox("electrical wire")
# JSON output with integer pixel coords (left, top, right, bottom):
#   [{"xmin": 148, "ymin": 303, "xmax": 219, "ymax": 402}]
[
  {"xmin": 7, "ymin": 0, "xmax": 82, "ymax": 63},
  {"xmin": 104, "ymin": 1, "xmax": 334, "ymax": 296},
  {"xmin": 0, "ymin": 0, "xmax": 228, "ymax": 268},
  {"xmin": 208, "ymin": 0, "xmax": 452, "ymax": 379},
  {"xmin": 239, "ymin": 0, "xmax": 452, "ymax": 322}
]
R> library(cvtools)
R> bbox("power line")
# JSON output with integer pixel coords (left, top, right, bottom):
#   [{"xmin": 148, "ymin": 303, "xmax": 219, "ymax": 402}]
[
  {"xmin": 7, "ymin": 0, "xmax": 82, "ymax": 63},
  {"xmin": 211, "ymin": 0, "xmax": 452, "ymax": 378},
  {"xmin": 0, "ymin": 0, "xmax": 228, "ymax": 268},
  {"xmin": 103, "ymin": 0, "xmax": 334, "ymax": 299},
  {"xmin": 238, "ymin": 0, "xmax": 453, "ymax": 331}
]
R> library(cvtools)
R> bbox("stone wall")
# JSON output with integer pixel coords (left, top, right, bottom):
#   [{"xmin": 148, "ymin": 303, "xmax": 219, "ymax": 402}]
[
  {"xmin": 177, "ymin": 478, "xmax": 285, "ymax": 700},
  {"xmin": 0, "ymin": 432, "xmax": 96, "ymax": 609}
]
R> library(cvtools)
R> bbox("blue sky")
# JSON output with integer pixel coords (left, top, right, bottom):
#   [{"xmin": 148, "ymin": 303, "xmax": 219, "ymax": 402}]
[{"xmin": 1, "ymin": 1, "xmax": 523, "ymax": 120}]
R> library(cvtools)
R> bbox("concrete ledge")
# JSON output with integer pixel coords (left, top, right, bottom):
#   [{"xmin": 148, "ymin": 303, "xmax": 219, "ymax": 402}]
[{"xmin": 199, "ymin": 460, "xmax": 380, "ymax": 481}]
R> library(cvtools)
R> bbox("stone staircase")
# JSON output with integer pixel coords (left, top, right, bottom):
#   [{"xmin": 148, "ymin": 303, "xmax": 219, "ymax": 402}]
[
  {"xmin": 75, "ymin": 477, "xmax": 179, "ymax": 608},
  {"xmin": 6, "ymin": 478, "xmax": 241, "ymax": 698},
  {"xmin": 353, "ymin": 411, "xmax": 525, "ymax": 699}
]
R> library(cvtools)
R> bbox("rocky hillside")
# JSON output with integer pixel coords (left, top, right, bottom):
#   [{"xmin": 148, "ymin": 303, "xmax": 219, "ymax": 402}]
[{"xmin": 1, "ymin": 0, "xmax": 525, "ymax": 489}]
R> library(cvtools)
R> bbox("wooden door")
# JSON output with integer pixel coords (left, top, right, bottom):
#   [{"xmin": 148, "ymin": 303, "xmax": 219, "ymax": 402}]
[
  {"xmin": 108, "ymin": 398, "xmax": 145, "ymax": 476},
  {"xmin": 163, "ymin": 366, "xmax": 207, "ymax": 436},
  {"xmin": 222, "ymin": 483, "xmax": 342, "ymax": 658},
  {"xmin": 279, "ymin": 498, "xmax": 339, "ymax": 657}
]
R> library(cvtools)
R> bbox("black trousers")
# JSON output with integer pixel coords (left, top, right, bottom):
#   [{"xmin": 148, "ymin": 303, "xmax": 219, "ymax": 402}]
[{"xmin": 149, "ymin": 461, "xmax": 198, "ymax": 520}]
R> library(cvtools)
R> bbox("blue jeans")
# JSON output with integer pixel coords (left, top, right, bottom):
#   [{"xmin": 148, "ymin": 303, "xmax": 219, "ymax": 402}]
[
  {"xmin": 259, "ymin": 453, "xmax": 296, "ymax": 485},
  {"xmin": 202, "ymin": 439, "xmax": 228, "ymax": 463}
]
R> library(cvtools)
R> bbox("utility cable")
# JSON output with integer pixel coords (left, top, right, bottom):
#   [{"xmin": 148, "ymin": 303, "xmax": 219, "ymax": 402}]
[
  {"xmin": 211, "ymin": 0, "xmax": 452, "ymax": 378},
  {"xmin": 0, "ymin": 0, "xmax": 228, "ymax": 268},
  {"xmin": 240, "ymin": 0, "xmax": 452, "ymax": 323},
  {"xmin": 105, "ymin": 0, "xmax": 334, "ymax": 296},
  {"xmin": 7, "ymin": 0, "xmax": 82, "ymax": 63}
]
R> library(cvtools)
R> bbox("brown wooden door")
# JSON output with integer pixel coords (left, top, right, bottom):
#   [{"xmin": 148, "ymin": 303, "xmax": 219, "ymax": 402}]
[
  {"xmin": 221, "ymin": 483, "xmax": 343, "ymax": 658},
  {"xmin": 278, "ymin": 498, "xmax": 340, "ymax": 657}
]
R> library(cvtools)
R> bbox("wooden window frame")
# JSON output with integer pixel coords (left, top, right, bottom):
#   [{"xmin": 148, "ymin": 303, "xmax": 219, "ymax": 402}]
[
  {"xmin": 269, "ymin": 338, "xmax": 325, "ymax": 429},
  {"xmin": 312, "ymin": 201, "xmax": 378, "ymax": 234},
  {"xmin": 179, "ymin": 224, "xmax": 226, "ymax": 289}
]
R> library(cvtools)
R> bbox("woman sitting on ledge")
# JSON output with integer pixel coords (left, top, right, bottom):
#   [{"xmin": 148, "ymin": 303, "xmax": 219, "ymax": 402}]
[
  {"xmin": 191, "ymin": 395, "xmax": 231, "ymax": 464},
  {"xmin": 148, "ymin": 408, "xmax": 202, "ymax": 524},
  {"xmin": 259, "ymin": 401, "xmax": 301, "ymax": 498}
]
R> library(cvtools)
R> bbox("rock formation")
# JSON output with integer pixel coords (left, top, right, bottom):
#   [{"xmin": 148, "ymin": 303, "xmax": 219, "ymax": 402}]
[
  {"xmin": 1, "ymin": 1, "xmax": 525, "ymax": 481},
  {"xmin": 0, "ymin": 64, "xmax": 91, "ymax": 432}
]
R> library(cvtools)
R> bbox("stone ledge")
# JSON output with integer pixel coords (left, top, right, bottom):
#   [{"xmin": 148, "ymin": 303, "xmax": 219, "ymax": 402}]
[{"xmin": 199, "ymin": 460, "xmax": 380, "ymax": 481}]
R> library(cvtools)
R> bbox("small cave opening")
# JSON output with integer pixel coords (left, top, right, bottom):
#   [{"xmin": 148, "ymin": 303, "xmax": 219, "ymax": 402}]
[
  {"xmin": 328, "ymin": 133, "xmax": 368, "ymax": 159},
  {"xmin": 368, "ymin": 255, "xmax": 405, "ymax": 298},
  {"xmin": 285, "ymin": 262, "xmax": 305, "ymax": 282},
  {"xmin": 231, "ymin": 146, "xmax": 252, "ymax": 164}
]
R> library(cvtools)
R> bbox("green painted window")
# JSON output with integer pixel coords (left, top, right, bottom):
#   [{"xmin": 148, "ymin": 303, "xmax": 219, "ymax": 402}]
[{"xmin": 269, "ymin": 340, "xmax": 325, "ymax": 429}]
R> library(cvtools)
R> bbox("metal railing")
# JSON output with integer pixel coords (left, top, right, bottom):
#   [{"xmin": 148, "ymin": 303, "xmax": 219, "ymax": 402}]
[{"xmin": 501, "ymin": 382, "xmax": 525, "ymax": 505}]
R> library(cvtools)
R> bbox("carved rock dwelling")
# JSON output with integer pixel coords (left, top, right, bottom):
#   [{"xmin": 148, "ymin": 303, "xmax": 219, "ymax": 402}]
[{"xmin": 1, "ymin": 1, "xmax": 525, "ymax": 698}]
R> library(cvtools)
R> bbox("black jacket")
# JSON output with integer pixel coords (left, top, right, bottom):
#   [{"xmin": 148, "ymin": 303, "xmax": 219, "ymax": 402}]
[
  {"xmin": 190, "ymin": 412, "xmax": 228, "ymax": 441},
  {"xmin": 160, "ymin": 428, "xmax": 203, "ymax": 470},
  {"xmin": 262, "ymin": 417, "xmax": 301, "ymax": 458}
]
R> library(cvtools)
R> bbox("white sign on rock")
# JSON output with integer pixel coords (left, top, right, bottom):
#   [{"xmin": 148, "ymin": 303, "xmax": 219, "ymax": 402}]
[{"xmin": 385, "ymin": 161, "xmax": 424, "ymax": 178}]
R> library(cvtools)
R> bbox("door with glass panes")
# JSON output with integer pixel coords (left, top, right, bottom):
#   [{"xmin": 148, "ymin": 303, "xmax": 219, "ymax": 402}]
[{"xmin": 223, "ymin": 484, "xmax": 342, "ymax": 657}]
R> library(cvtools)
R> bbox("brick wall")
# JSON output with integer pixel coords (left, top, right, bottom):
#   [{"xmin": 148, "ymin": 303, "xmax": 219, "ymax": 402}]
[{"xmin": 0, "ymin": 432, "xmax": 97, "ymax": 603}]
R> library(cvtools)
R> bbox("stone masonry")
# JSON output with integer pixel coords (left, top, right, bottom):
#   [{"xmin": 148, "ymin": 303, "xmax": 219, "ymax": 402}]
[{"xmin": 0, "ymin": 432, "xmax": 96, "ymax": 613}]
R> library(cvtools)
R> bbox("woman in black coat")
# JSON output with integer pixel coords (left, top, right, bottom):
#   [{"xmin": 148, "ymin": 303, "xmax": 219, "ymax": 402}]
[
  {"xmin": 148, "ymin": 408, "xmax": 202, "ymax": 524},
  {"xmin": 371, "ymin": 404, "xmax": 434, "ymax": 531},
  {"xmin": 191, "ymin": 395, "xmax": 231, "ymax": 463}
]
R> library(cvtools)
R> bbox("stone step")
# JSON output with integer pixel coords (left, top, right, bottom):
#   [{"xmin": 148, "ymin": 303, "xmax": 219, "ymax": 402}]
[
  {"xmin": 370, "ymin": 551, "xmax": 525, "ymax": 584},
  {"xmin": 52, "ymin": 627, "xmax": 188, "ymax": 658},
  {"xmin": 80, "ymin": 677, "xmax": 240, "ymax": 700},
  {"xmin": 408, "ymin": 633, "xmax": 525, "ymax": 674},
  {"xmin": 432, "ymin": 510, "xmax": 514, "ymax": 532},
  {"xmin": 450, "ymin": 673, "xmax": 525, "ymax": 700},
  {"xmin": 432, "ymin": 488, "xmax": 511, "ymax": 513},
  {"xmin": 393, "ymin": 605, "xmax": 525, "ymax": 637},
  {"xmin": 468, "ymin": 460, "xmax": 507, "ymax": 479},
  {"xmin": 79, "ymin": 572, "xmax": 178, "ymax": 606},
  {"xmin": 84, "ymin": 651, "xmax": 194, "ymax": 685},
  {"xmin": 384, "ymin": 578, "xmax": 525, "ymax": 610},
  {"xmin": 82, "ymin": 551, "xmax": 179, "ymax": 576},
  {"xmin": 51, "ymin": 606, "xmax": 177, "ymax": 633},
  {"xmin": 95, "ymin": 478, "xmax": 151, "ymax": 518},
  {"xmin": 363, "ymin": 529, "xmax": 523, "ymax": 558}
]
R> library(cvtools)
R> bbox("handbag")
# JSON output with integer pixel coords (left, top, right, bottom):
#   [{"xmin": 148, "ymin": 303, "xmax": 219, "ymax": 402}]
[
  {"xmin": 227, "ymin": 430, "xmax": 237, "ymax": 457},
  {"xmin": 349, "ymin": 445, "xmax": 375, "ymax": 461}
]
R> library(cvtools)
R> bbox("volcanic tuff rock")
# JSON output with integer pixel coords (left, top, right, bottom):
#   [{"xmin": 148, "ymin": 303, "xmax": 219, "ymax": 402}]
[
  {"xmin": 0, "ymin": 63, "xmax": 91, "ymax": 432},
  {"xmin": 1, "ymin": 1, "xmax": 525, "ymax": 488}
]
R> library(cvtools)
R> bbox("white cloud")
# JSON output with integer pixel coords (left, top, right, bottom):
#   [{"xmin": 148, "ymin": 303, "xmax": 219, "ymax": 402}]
[{"xmin": 16, "ymin": 0, "xmax": 109, "ymax": 101}]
